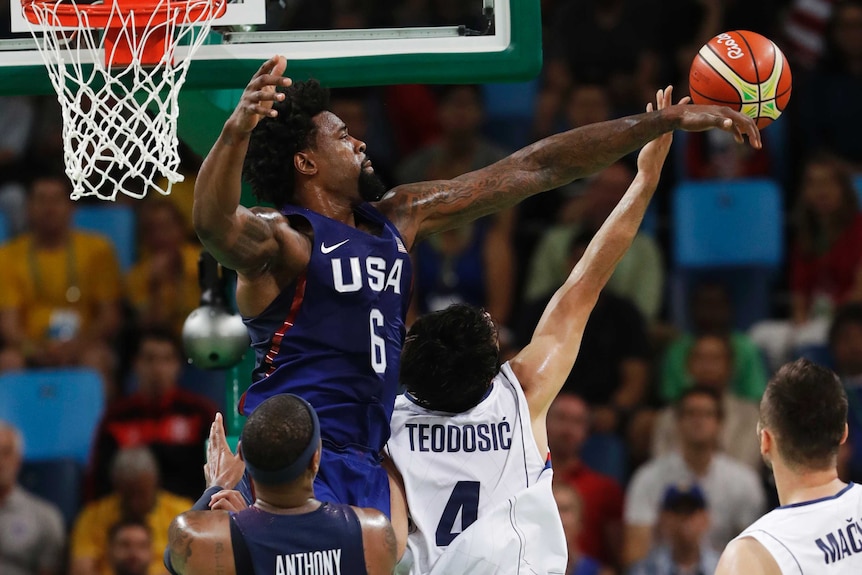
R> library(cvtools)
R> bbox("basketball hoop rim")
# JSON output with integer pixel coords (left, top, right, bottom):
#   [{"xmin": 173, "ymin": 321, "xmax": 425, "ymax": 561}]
[{"xmin": 21, "ymin": 0, "xmax": 226, "ymax": 28}]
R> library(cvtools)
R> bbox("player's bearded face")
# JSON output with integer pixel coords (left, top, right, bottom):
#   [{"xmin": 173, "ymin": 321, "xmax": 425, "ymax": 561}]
[{"xmin": 358, "ymin": 164, "xmax": 387, "ymax": 202}]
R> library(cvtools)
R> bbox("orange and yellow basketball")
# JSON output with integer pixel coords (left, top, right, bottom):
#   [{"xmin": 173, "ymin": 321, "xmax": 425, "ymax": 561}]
[{"xmin": 689, "ymin": 30, "xmax": 792, "ymax": 129}]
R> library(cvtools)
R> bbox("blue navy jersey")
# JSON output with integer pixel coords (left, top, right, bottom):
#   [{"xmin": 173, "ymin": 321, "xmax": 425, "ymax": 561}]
[
  {"xmin": 241, "ymin": 203, "xmax": 412, "ymax": 453},
  {"xmin": 230, "ymin": 503, "xmax": 367, "ymax": 575}
]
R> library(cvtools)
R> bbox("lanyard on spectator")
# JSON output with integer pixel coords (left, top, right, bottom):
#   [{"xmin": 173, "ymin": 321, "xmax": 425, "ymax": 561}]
[{"xmin": 28, "ymin": 236, "xmax": 80, "ymax": 304}]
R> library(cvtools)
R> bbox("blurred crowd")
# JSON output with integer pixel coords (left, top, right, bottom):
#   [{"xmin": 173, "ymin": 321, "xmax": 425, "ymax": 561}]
[{"xmin": 2, "ymin": 1, "xmax": 862, "ymax": 574}]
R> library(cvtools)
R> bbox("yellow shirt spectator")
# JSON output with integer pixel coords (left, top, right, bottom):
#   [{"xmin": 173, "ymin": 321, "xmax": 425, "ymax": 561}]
[
  {"xmin": 70, "ymin": 490, "xmax": 192, "ymax": 575},
  {"xmin": 0, "ymin": 231, "xmax": 121, "ymax": 344},
  {"xmin": 125, "ymin": 243, "xmax": 202, "ymax": 336}
]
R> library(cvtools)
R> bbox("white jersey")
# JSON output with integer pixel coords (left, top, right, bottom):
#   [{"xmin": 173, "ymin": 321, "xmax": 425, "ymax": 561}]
[
  {"xmin": 387, "ymin": 362, "xmax": 567, "ymax": 575},
  {"xmin": 734, "ymin": 482, "xmax": 862, "ymax": 574}
]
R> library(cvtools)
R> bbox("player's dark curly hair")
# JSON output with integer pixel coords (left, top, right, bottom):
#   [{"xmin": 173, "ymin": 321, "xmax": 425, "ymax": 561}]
[
  {"xmin": 761, "ymin": 359, "xmax": 848, "ymax": 471},
  {"xmin": 401, "ymin": 304, "xmax": 500, "ymax": 413},
  {"xmin": 241, "ymin": 394, "xmax": 314, "ymax": 472},
  {"xmin": 242, "ymin": 79, "xmax": 331, "ymax": 206}
]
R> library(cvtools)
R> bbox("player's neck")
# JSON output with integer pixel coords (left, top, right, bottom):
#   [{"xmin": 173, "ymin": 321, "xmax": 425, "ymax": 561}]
[
  {"xmin": 296, "ymin": 185, "xmax": 358, "ymax": 226},
  {"xmin": 254, "ymin": 484, "xmax": 318, "ymax": 513},
  {"xmin": 773, "ymin": 462, "xmax": 846, "ymax": 507}
]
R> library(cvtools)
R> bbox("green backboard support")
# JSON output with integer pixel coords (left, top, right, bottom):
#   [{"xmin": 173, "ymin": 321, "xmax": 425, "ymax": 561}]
[{"xmin": 0, "ymin": 0, "xmax": 541, "ymax": 95}]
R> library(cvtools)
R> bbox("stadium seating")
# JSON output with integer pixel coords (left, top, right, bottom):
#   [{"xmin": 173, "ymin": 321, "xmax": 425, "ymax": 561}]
[
  {"xmin": 670, "ymin": 178, "xmax": 784, "ymax": 331},
  {"xmin": 73, "ymin": 204, "xmax": 137, "ymax": 271},
  {"xmin": 0, "ymin": 368, "xmax": 105, "ymax": 526}
]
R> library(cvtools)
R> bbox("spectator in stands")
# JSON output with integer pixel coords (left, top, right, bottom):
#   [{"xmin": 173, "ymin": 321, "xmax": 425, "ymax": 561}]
[
  {"xmin": 662, "ymin": 282, "xmax": 768, "ymax": 404},
  {"xmin": 88, "ymin": 329, "xmax": 216, "ymax": 501},
  {"xmin": 524, "ymin": 162, "xmax": 664, "ymax": 324},
  {"xmin": 553, "ymin": 481, "xmax": 615, "ymax": 575},
  {"xmin": 623, "ymin": 387, "xmax": 765, "ymax": 568},
  {"xmin": 797, "ymin": 0, "xmax": 862, "ymax": 167},
  {"xmin": 0, "ymin": 96, "xmax": 34, "ymax": 236},
  {"xmin": 628, "ymin": 484, "xmax": 720, "ymax": 575},
  {"xmin": 125, "ymin": 200, "xmax": 201, "ymax": 337},
  {"xmin": 152, "ymin": 141, "xmax": 203, "ymax": 240},
  {"xmin": 547, "ymin": 393, "xmax": 624, "ymax": 568},
  {"xmin": 653, "ymin": 334, "xmax": 762, "ymax": 471},
  {"xmin": 519, "ymin": 230, "xmax": 650, "ymax": 433},
  {"xmin": 71, "ymin": 447, "xmax": 191, "ymax": 575},
  {"xmin": 751, "ymin": 153, "xmax": 862, "ymax": 370},
  {"xmin": 536, "ymin": 0, "xmax": 659, "ymax": 133},
  {"xmin": 830, "ymin": 303, "xmax": 862, "ymax": 482},
  {"xmin": 0, "ymin": 173, "xmax": 121, "ymax": 394},
  {"xmin": 0, "ymin": 421, "xmax": 66, "ymax": 575},
  {"xmin": 398, "ymin": 85, "xmax": 515, "ymax": 334},
  {"xmin": 106, "ymin": 520, "xmax": 152, "ymax": 575}
]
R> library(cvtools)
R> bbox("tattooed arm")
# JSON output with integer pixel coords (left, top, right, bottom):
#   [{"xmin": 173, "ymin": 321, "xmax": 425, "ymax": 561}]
[
  {"xmin": 193, "ymin": 56, "xmax": 308, "ymax": 277},
  {"xmin": 378, "ymin": 96, "xmax": 760, "ymax": 247},
  {"xmin": 167, "ymin": 511, "xmax": 234, "ymax": 575}
]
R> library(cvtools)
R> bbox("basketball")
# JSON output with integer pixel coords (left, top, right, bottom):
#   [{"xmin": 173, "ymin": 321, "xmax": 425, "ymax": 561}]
[{"xmin": 689, "ymin": 30, "xmax": 792, "ymax": 129}]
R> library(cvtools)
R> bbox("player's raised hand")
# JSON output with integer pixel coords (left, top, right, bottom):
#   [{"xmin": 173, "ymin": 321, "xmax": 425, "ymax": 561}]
[
  {"xmin": 230, "ymin": 55, "xmax": 292, "ymax": 134},
  {"xmin": 668, "ymin": 98, "xmax": 762, "ymax": 149},
  {"xmin": 204, "ymin": 412, "xmax": 245, "ymax": 490},
  {"xmin": 638, "ymin": 86, "xmax": 683, "ymax": 178}
]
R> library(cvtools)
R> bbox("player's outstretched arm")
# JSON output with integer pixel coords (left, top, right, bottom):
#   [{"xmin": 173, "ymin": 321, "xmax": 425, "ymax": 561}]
[
  {"xmin": 167, "ymin": 511, "xmax": 234, "ymax": 575},
  {"xmin": 193, "ymin": 56, "xmax": 297, "ymax": 275},
  {"xmin": 715, "ymin": 538, "xmax": 781, "ymax": 575},
  {"xmin": 377, "ymin": 92, "xmax": 760, "ymax": 248},
  {"xmin": 354, "ymin": 507, "xmax": 398, "ymax": 575},
  {"xmin": 510, "ymin": 88, "xmax": 678, "ymax": 454}
]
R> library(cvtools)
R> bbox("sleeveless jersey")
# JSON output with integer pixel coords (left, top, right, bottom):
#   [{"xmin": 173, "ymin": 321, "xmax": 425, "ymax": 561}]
[
  {"xmin": 734, "ymin": 482, "xmax": 862, "ymax": 574},
  {"xmin": 242, "ymin": 203, "xmax": 412, "ymax": 453},
  {"xmin": 230, "ymin": 502, "xmax": 367, "ymax": 575},
  {"xmin": 387, "ymin": 362, "xmax": 568, "ymax": 575}
]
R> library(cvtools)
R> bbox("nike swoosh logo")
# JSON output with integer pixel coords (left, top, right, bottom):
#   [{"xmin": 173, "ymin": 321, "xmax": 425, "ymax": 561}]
[{"xmin": 320, "ymin": 239, "xmax": 350, "ymax": 254}]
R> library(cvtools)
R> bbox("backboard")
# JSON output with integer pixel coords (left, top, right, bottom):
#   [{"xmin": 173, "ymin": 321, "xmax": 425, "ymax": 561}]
[{"xmin": 0, "ymin": 0, "xmax": 541, "ymax": 94}]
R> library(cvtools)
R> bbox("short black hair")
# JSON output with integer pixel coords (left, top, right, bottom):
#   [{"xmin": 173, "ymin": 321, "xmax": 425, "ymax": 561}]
[
  {"xmin": 400, "ymin": 304, "xmax": 500, "ymax": 413},
  {"xmin": 242, "ymin": 394, "xmax": 315, "ymax": 473},
  {"xmin": 109, "ymin": 519, "xmax": 152, "ymax": 543},
  {"xmin": 829, "ymin": 303, "xmax": 862, "ymax": 348},
  {"xmin": 674, "ymin": 385, "xmax": 724, "ymax": 420},
  {"xmin": 243, "ymin": 79, "xmax": 331, "ymax": 207},
  {"xmin": 761, "ymin": 359, "xmax": 848, "ymax": 470}
]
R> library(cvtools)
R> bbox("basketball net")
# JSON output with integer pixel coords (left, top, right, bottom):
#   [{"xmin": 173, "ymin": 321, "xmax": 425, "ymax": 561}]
[{"xmin": 22, "ymin": 0, "xmax": 225, "ymax": 200}]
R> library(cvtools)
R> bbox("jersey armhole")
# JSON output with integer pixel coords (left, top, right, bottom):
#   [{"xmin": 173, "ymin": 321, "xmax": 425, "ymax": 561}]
[
  {"xmin": 740, "ymin": 530, "xmax": 804, "ymax": 575},
  {"xmin": 229, "ymin": 515, "xmax": 255, "ymax": 575}
]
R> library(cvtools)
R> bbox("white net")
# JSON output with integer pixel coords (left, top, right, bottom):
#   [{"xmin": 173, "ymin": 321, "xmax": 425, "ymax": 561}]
[{"xmin": 23, "ymin": 0, "xmax": 224, "ymax": 200}]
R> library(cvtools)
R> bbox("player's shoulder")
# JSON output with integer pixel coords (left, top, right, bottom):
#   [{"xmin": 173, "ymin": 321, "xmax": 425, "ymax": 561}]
[
  {"xmin": 716, "ymin": 536, "xmax": 781, "ymax": 575},
  {"xmin": 352, "ymin": 506, "xmax": 397, "ymax": 572}
]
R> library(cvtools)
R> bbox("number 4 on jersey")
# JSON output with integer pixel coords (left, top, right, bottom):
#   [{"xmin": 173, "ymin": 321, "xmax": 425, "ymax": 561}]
[{"xmin": 436, "ymin": 481, "xmax": 480, "ymax": 546}]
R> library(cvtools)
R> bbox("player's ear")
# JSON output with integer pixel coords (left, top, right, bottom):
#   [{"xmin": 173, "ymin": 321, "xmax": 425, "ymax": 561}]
[
  {"xmin": 758, "ymin": 424, "xmax": 773, "ymax": 456},
  {"xmin": 294, "ymin": 152, "xmax": 317, "ymax": 176},
  {"xmin": 841, "ymin": 423, "xmax": 849, "ymax": 446},
  {"xmin": 309, "ymin": 443, "xmax": 322, "ymax": 476}
]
